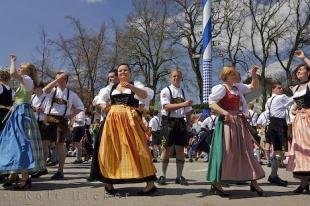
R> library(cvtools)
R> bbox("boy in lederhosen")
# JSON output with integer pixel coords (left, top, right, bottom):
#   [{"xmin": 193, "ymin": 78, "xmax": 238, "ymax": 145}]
[
  {"xmin": 158, "ymin": 69, "xmax": 193, "ymax": 185},
  {"xmin": 265, "ymin": 81, "xmax": 293, "ymax": 186},
  {"xmin": 43, "ymin": 72, "xmax": 84, "ymax": 180}
]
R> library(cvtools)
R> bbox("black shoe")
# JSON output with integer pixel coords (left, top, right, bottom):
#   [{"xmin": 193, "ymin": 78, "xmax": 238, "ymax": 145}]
[
  {"xmin": 104, "ymin": 185, "xmax": 117, "ymax": 195},
  {"xmin": 137, "ymin": 186, "xmax": 157, "ymax": 196},
  {"xmin": 31, "ymin": 169, "xmax": 48, "ymax": 178},
  {"xmin": 268, "ymin": 176, "xmax": 288, "ymax": 186},
  {"xmin": 152, "ymin": 158, "xmax": 158, "ymax": 163},
  {"xmin": 46, "ymin": 161, "xmax": 58, "ymax": 166},
  {"xmin": 189, "ymin": 158, "xmax": 193, "ymax": 162},
  {"xmin": 0, "ymin": 175, "xmax": 7, "ymax": 183},
  {"xmin": 2, "ymin": 176, "xmax": 19, "ymax": 188},
  {"xmin": 86, "ymin": 177, "xmax": 96, "ymax": 182},
  {"xmin": 175, "ymin": 176, "xmax": 189, "ymax": 185},
  {"xmin": 267, "ymin": 162, "xmax": 271, "ymax": 167},
  {"xmin": 71, "ymin": 159, "xmax": 83, "ymax": 164},
  {"xmin": 250, "ymin": 183, "xmax": 264, "ymax": 196},
  {"xmin": 210, "ymin": 184, "xmax": 229, "ymax": 197},
  {"xmin": 157, "ymin": 176, "xmax": 167, "ymax": 185},
  {"xmin": 50, "ymin": 171, "xmax": 64, "ymax": 180},
  {"xmin": 13, "ymin": 178, "xmax": 32, "ymax": 190},
  {"xmin": 293, "ymin": 185, "xmax": 309, "ymax": 194}
]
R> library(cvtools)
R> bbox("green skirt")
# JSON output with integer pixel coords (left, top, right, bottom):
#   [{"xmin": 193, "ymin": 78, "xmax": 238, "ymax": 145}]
[{"xmin": 206, "ymin": 119, "xmax": 223, "ymax": 183}]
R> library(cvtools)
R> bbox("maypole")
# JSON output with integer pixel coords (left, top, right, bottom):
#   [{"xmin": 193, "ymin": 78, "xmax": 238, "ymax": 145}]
[{"xmin": 202, "ymin": 0, "xmax": 212, "ymax": 103}]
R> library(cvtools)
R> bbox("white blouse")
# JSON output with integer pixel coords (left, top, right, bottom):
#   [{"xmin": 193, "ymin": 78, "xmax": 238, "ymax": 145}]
[{"xmin": 99, "ymin": 81, "xmax": 154, "ymax": 105}]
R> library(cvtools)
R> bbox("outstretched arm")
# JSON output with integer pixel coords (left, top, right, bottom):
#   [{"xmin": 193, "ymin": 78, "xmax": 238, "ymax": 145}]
[{"xmin": 9, "ymin": 54, "xmax": 23, "ymax": 83}]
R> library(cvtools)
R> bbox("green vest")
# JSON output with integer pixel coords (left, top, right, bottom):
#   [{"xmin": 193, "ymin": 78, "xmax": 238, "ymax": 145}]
[{"xmin": 14, "ymin": 85, "xmax": 32, "ymax": 105}]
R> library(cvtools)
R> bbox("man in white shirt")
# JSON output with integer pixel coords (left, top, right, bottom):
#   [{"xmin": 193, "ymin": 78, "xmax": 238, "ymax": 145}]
[
  {"xmin": 265, "ymin": 81, "xmax": 293, "ymax": 186},
  {"xmin": 43, "ymin": 72, "xmax": 84, "ymax": 180},
  {"xmin": 158, "ymin": 69, "xmax": 192, "ymax": 185},
  {"xmin": 200, "ymin": 111, "xmax": 216, "ymax": 132},
  {"xmin": 93, "ymin": 69, "xmax": 119, "ymax": 121},
  {"xmin": 88, "ymin": 69, "xmax": 119, "ymax": 182},
  {"xmin": 248, "ymin": 102, "xmax": 258, "ymax": 128},
  {"xmin": 256, "ymin": 110, "xmax": 271, "ymax": 165},
  {"xmin": 71, "ymin": 110, "xmax": 86, "ymax": 164},
  {"xmin": 30, "ymin": 82, "xmax": 49, "ymax": 178},
  {"xmin": 148, "ymin": 110, "xmax": 161, "ymax": 162}
]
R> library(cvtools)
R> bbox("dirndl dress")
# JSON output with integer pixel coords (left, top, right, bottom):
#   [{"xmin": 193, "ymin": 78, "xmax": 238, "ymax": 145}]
[
  {"xmin": 98, "ymin": 83, "xmax": 157, "ymax": 183},
  {"xmin": 287, "ymin": 83, "xmax": 310, "ymax": 177},
  {"xmin": 207, "ymin": 84, "xmax": 265, "ymax": 183},
  {"xmin": 0, "ymin": 83, "xmax": 45, "ymax": 174}
]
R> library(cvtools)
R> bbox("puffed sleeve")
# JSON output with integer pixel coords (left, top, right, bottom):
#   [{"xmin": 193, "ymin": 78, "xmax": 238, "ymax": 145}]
[
  {"xmin": 208, "ymin": 84, "xmax": 226, "ymax": 104},
  {"xmin": 133, "ymin": 81, "xmax": 154, "ymax": 101},
  {"xmin": 160, "ymin": 87, "xmax": 171, "ymax": 106},
  {"xmin": 22, "ymin": 75, "xmax": 34, "ymax": 91},
  {"xmin": 234, "ymin": 83, "xmax": 251, "ymax": 95}
]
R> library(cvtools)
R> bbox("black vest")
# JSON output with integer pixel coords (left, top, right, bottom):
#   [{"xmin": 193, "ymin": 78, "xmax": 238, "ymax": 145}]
[
  {"xmin": 294, "ymin": 83, "xmax": 310, "ymax": 109},
  {"xmin": 0, "ymin": 84, "xmax": 13, "ymax": 107}
]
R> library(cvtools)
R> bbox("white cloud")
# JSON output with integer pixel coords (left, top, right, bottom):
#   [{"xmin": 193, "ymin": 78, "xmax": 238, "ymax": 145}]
[{"xmin": 83, "ymin": 0, "xmax": 105, "ymax": 4}]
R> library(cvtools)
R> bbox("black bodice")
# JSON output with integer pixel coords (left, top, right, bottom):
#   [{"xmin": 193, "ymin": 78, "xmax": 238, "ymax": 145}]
[
  {"xmin": 110, "ymin": 83, "xmax": 139, "ymax": 108},
  {"xmin": 293, "ymin": 83, "xmax": 310, "ymax": 109}
]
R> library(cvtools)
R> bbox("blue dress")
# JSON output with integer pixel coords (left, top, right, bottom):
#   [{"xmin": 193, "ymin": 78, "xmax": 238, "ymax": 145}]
[{"xmin": 0, "ymin": 82, "xmax": 45, "ymax": 174}]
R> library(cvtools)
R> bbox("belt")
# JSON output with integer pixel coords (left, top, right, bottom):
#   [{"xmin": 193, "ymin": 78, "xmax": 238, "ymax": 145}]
[
  {"xmin": 270, "ymin": 117, "xmax": 286, "ymax": 122},
  {"xmin": 162, "ymin": 116, "xmax": 184, "ymax": 120},
  {"xmin": 46, "ymin": 114, "xmax": 68, "ymax": 121}
]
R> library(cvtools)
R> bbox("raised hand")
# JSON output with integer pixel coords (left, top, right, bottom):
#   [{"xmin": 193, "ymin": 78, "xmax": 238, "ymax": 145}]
[
  {"xmin": 294, "ymin": 50, "xmax": 305, "ymax": 60},
  {"xmin": 251, "ymin": 65, "xmax": 259, "ymax": 76},
  {"xmin": 56, "ymin": 73, "xmax": 68, "ymax": 81},
  {"xmin": 9, "ymin": 54, "xmax": 16, "ymax": 62}
]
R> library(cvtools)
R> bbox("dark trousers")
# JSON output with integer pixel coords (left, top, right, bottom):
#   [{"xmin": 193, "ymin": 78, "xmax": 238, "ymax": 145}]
[{"xmin": 88, "ymin": 122, "xmax": 104, "ymax": 181}]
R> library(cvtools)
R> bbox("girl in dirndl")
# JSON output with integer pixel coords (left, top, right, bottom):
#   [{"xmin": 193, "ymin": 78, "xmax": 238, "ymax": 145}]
[
  {"xmin": 0, "ymin": 54, "xmax": 45, "ymax": 190},
  {"xmin": 207, "ymin": 66, "xmax": 265, "ymax": 197},
  {"xmin": 97, "ymin": 63, "xmax": 157, "ymax": 195},
  {"xmin": 287, "ymin": 50, "xmax": 310, "ymax": 193}
]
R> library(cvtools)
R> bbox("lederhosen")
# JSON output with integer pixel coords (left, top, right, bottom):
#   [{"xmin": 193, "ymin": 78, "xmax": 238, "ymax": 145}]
[
  {"xmin": 43, "ymin": 87, "xmax": 70, "ymax": 143},
  {"xmin": 161, "ymin": 86, "xmax": 188, "ymax": 147},
  {"xmin": 266, "ymin": 96, "xmax": 288, "ymax": 151},
  {"xmin": 0, "ymin": 84, "xmax": 13, "ymax": 131},
  {"xmin": 30, "ymin": 95, "xmax": 46, "ymax": 135}
]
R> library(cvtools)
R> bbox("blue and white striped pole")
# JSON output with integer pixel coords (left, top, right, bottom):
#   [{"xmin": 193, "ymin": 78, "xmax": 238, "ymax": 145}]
[{"xmin": 202, "ymin": 0, "xmax": 212, "ymax": 103}]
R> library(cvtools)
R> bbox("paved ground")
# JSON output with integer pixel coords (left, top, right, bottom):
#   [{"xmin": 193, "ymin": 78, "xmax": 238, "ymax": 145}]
[{"xmin": 0, "ymin": 157, "xmax": 309, "ymax": 206}]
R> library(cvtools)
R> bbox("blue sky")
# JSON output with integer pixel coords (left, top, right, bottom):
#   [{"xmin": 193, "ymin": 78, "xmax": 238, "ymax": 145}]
[{"xmin": 0, "ymin": 0, "xmax": 132, "ymax": 67}]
